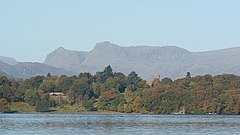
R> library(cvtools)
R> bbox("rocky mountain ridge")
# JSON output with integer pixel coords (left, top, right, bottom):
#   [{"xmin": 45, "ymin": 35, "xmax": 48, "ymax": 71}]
[
  {"xmin": 1, "ymin": 41, "xmax": 240, "ymax": 79},
  {"xmin": 43, "ymin": 41, "xmax": 240, "ymax": 79}
]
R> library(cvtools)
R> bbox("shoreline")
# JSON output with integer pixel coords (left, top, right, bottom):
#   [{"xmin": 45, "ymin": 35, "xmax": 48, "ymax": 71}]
[
  {"xmin": 2, "ymin": 111, "xmax": 230, "ymax": 115},
  {"xmin": 2, "ymin": 113, "xmax": 237, "ymax": 115},
  {"xmin": 3, "ymin": 110, "xmax": 132, "ymax": 115}
]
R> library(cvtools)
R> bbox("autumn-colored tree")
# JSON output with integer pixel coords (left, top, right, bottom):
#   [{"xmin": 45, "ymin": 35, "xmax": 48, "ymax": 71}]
[
  {"xmin": 133, "ymin": 96, "xmax": 142, "ymax": 113},
  {"xmin": 0, "ymin": 98, "xmax": 9, "ymax": 113},
  {"xmin": 98, "ymin": 89, "xmax": 125, "ymax": 111}
]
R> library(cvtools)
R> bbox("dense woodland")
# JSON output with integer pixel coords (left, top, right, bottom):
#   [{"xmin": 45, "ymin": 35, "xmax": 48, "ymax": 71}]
[{"xmin": 1, "ymin": 65, "xmax": 240, "ymax": 114}]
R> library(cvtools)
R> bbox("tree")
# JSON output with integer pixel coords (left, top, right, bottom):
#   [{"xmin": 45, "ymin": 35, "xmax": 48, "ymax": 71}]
[
  {"xmin": 35, "ymin": 94, "xmax": 50, "ymax": 112},
  {"xmin": 69, "ymin": 79, "xmax": 94, "ymax": 105},
  {"xmin": 126, "ymin": 71, "xmax": 142, "ymax": 85},
  {"xmin": 133, "ymin": 96, "xmax": 142, "ymax": 113},
  {"xmin": 117, "ymin": 104, "xmax": 125, "ymax": 112},
  {"xmin": 104, "ymin": 65, "xmax": 113, "ymax": 78},
  {"xmin": 124, "ymin": 104, "xmax": 133, "ymax": 113},
  {"xmin": 102, "ymin": 74, "xmax": 127, "ymax": 93},
  {"xmin": 28, "ymin": 76, "xmax": 46, "ymax": 89},
  {"xmin": 45, "ymin": 82, "xmax": 56, "ymax": 93},
  {"xmin": 0, "ymin": 76, "xmax": 18, "ymax": 102},
  {"xmin": 57, "ymin": 76, "xmax": 73, "ymax": 93},
  {"xmin": 35, "ymin": 100, "xmax": 49, "ymax": 112},
  {"xmin": 98, "ymin": 89, "xmax": 125, "ymax": 111},
  {"xmin": 78, "ymin": 73, "xmax": 95, "ymax": 84},
  {"xmin": 186, "ymin": 72, "xmax": 191, "ymax": 78},
  {"xmin": 0, "ymin": 98, "xmax": 9, "ymax": 113},
  {"xmin": 24, "ymin": 89, "xmax": 41, "ymax": 106},
  {"xmin": 83, "ymin": 98, "xmax": 97, "ymax": 111},
  {"xmin": 95, "ymin": 65, "xmax": 113, "ymax": 83}
]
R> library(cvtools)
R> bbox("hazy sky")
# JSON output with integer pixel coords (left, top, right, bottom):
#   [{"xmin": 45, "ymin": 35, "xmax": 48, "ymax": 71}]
[{"xmin": 0, "ymin": 0, "xmax": 239, "ymax": 62}]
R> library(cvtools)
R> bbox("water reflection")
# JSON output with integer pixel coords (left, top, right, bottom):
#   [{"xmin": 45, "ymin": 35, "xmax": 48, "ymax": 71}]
[{"xmin": 0, "ymin": 114, "xmax": 240, "ymax": 135}]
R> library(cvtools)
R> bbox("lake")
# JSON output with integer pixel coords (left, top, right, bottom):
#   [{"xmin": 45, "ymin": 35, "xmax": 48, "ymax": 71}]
[{"xmin": 0, "ymin": 114, "xmax": 240, "ymax": 135}]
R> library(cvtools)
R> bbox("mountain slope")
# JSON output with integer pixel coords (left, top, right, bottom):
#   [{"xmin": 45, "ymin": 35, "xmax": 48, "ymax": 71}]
[
  {"xmin": 43, "ymin": 42, "xmax": 240, "ymax": 79},
  {"xmin": 0, "ymin": 61, "xmax": 73, "ymax": 79},
  {"xmin": 0, "ymin": 56, "xmax": 18, "ymax": 65},
  {"xmin": 14, "ymin": 62, "xmax": 74, "ymax": 78},
  {"xmin": 0, "ymin": 70, "xmax": 9, "ymax": 77},
  {"xmin": 44, "ymin": 47, "xmax": 87, "ymax": 72}
]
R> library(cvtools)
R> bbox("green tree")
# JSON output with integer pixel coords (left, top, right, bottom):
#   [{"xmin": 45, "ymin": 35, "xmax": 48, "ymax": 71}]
[
  {"xmin": 35, "ymin": 100, "xmax": 49, "ymax": 112},
  {"xmin": 57, "ymin": 76, "xmax": 73, "ymax": 93},
  {"xmin": 117, "ymin": 104, "xmax": 125, "ymax": 113},
  {"xmin": 0, "ymin": 76, "xmax": 18, "ymax": 102},
  {"xmin": 186, "ymin": 72, "xmax": 191, "ymax": 78},
  {"xmin": 24, "ymin": 89, "xmax": 41, "ymax": 106},
  {"xmin": 35, "ymin": 93, "xmax": 50, "ymax": 112},
  {"xmin": 95, "ymin": 65, "xmax": 113, "ymax": 83},
  {"xmin": 125, "ymin": 104, "xmax": 133, "ymax": 113},
  {"xmin": 46, "ymin": 83, "xmax": 56, "ymax": 92},
  {"xmin": 47, "ymin": 73, "xmax": 51, "ymax": 77},
  {"xmin": 126, "ymin": 71, "xmax": 142, "ymax": 85},
  {"xmin": 29, "ymin": 76, "xmax": 46, "ymax": 89},
  {"xmin": 83, "ymin": 98, "xmax": 97, "ymax": 111}
]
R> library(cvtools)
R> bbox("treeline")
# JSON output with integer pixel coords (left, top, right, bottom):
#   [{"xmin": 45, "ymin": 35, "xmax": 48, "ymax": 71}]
[{"xmin": 1, "ymin": 65, "xmax": 240, "ymax": 114}]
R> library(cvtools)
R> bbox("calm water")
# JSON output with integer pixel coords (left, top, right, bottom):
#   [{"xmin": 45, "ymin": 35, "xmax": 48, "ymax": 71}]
[{"xmin": 0, "ymin": 114, "xmax": 240, "ymax": 135}]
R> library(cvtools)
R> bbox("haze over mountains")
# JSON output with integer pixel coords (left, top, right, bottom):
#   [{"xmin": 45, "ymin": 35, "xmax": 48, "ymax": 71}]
[{"xmin": 1, "ymin": 41, "xmax": 240, "ymax": 79}]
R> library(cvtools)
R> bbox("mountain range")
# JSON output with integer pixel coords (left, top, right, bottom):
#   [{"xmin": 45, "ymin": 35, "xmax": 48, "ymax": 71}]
[
  {"xmin": 0, "ymin": 58, "xmax": 73, "ymax": 79},
  {"xmin": 1, "ymin": 41, "xmax": 240, "ymax": 79}
]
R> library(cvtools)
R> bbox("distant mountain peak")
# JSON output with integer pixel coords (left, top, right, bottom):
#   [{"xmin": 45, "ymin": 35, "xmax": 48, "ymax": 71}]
[
  {"xmin": 94, "ymin": 41, "xmax": 120, "ymax": 50},
  {"xmin": 97, "ymin": 41, "xmax": 113, "ymax": 45},
  {"xmin": 55, "ymin": 47, "xmax": 67, "ymax": 52},
  {"xmin": 57, "ymin": 46, "xmax": 65, "ymax": 49},
  {"xmin": 44, "ymin": 46, "xmax": 87, "ymax": 72}
]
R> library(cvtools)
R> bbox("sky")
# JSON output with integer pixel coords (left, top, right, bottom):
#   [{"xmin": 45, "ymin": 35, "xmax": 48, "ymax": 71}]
[{"xmin": 0, "ymin": 0, "xmax": 239, "ymax": 62}]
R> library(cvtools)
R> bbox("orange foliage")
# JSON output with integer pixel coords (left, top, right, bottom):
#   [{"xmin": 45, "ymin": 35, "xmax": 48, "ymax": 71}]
[
  {"xmin": 133, "ymin": 96, "xmax": 141, "ymax": 113},
  {"xmin": 100, "ymin": 89, "xmax": 119, "ymax": 99}
]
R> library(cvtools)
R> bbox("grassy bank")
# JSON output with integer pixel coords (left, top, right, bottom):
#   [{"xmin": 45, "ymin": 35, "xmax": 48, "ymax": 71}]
[
  {"xmin": 10, "ymin": 102, "xmax": 35, "ymax": 113},
  {"xmin": 8, "ymin": 102, "xmax": 124, "ymax": 114}
]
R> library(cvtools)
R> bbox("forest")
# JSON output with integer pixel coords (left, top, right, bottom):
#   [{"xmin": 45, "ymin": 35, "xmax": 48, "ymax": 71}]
[{"xmin": 1, "ymin": 65, "xmax": 240, "ymax": 114}]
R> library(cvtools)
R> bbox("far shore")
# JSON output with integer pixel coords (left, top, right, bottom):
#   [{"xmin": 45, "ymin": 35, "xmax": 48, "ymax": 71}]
[
  {"xmin": 3, "ymin": 111, "xmax": 224, "ymax": 115},
  {"xmin": 17, "ymin": 111, "xmax": 128, "ymax": 115}
]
